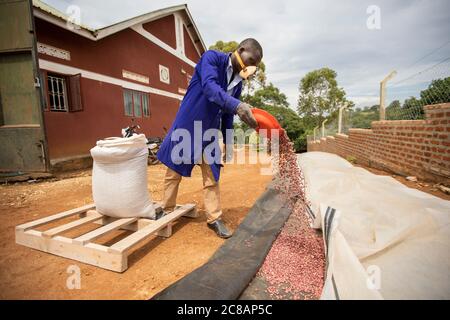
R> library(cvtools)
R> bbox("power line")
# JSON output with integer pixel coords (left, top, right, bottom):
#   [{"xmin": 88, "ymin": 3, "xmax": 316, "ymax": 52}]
[
  {"xmin": 403, "ymin": 39, "xmax": 450, "ymax": 70},
  {"xmin": 392, "ymin": 56, "xmax": 450, "ymax": 86}
]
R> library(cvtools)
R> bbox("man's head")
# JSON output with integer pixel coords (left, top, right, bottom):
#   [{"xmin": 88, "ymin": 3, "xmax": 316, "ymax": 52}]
[{"xmin": 232, "ymin": 38, "xmax": 263, "ymax": 77}]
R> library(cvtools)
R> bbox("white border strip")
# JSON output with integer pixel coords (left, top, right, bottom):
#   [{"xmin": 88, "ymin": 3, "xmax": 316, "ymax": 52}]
[
  {"xmin": 131, "ymin": 24, "xmax": 196, "ymax": 68},
  {"xmin": 38, "ymin": 59, "xmax": 184, "ymax": 101},
  {"xmin": 34, "ymin": 9, "xmax": 97, "ymax": 40}
]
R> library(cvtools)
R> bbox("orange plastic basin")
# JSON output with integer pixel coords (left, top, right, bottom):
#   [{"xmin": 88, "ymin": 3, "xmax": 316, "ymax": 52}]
[{"xmin": 251, "ymin": 108, "xmax": 284, "ymax": 139}]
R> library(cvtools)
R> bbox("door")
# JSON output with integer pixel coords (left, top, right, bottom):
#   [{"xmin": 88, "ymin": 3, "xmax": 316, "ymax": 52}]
[{"xmin": 0, "ymin": 0, "xmax": 49, "ymax": 172}]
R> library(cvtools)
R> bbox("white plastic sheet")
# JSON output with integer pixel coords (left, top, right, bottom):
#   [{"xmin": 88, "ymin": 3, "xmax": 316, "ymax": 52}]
[
  {"xmin": 91, "ymin": 134, "xmax": 156, "ymax": 219},
  {"xmin": 297, "ymin": 151, "xmax": 450, "ymax": 300}
]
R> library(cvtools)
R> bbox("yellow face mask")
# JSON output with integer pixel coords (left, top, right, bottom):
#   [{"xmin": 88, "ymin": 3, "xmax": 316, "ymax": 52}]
[{"xmin": 233, "ymin": 50, "xmax": 257, "ymax": 80}]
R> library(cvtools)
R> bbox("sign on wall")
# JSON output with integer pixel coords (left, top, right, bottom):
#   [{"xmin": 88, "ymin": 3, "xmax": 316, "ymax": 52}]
[
  {"xmin": 37, "ymin": 42, "xmax": 71, "ymax": 61},
  {"xmin": 122, "ymin": 69, "xmax": 150, "ymax": 84}
]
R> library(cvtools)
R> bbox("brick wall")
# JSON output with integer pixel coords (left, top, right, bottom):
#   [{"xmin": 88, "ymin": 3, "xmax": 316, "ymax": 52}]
[{"xmin": 307, "ymin": 103, "xmax": 450, "ymax": 184}]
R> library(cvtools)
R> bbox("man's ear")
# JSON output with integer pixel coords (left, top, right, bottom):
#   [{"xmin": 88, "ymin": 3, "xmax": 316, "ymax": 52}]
[{"xmin": 237, "ymin": 47, "xmax": 245, "ymax": 54}]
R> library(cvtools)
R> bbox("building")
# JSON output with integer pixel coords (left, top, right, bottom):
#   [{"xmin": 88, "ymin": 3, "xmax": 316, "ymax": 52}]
[{"xmin": 0, "ymin": 0, "xmax": 206, "ymax": 172}]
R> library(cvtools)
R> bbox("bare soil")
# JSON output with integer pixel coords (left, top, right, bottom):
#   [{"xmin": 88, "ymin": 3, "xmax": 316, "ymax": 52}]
[
  {"xmin": 1, "ymin": 153, "xmax": 447, "ymax": 300},
  {"xmin": 0, "ymin": 161, "xmax": 272, "ymax": 300}
]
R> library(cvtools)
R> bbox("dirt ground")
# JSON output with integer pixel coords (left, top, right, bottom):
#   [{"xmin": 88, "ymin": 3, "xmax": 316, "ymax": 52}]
[
  {"xmin": 1, "ymin": 154, "xmax": 448, "ymax": 300},
  {"xmin": 0, "ymin": 161, "xmax": 272, "ymax": 300}
]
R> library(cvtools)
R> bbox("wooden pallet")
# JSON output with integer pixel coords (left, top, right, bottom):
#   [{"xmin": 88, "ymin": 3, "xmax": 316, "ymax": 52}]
[{"xmin": 15, "ymin": 203, "xmax": 198, "ymax": 272}]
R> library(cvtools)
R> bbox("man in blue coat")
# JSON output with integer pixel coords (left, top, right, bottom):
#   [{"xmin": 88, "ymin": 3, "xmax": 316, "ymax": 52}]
[{"xmin": 157, "ymin": 38, "xmax": 263, "ymax": 238}]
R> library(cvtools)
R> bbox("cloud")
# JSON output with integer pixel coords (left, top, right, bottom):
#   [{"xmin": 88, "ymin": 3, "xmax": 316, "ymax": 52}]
[{"xmin": 43, "ymin": 0, "xmax": 450, "ymax": 108}]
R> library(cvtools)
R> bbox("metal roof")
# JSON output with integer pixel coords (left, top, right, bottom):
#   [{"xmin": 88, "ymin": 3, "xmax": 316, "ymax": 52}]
[{"xmin": 32, "ymin": 0, "xmax": 206, "ymax": 52}]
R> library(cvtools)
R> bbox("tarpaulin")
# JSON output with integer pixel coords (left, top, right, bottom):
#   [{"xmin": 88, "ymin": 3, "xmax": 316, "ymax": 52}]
[
  {"xmin": 151, "ymin": 182, "xmax": 292, "ymax": 300},
  {"xmin": 299, "ymin": 152, "xmax": 450, "ymax": 300}
]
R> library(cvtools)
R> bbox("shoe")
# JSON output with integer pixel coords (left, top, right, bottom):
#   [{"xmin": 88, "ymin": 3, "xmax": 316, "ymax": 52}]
[
  {"xmin": 155, "ymin": 207, "xmax": 165, "ymax": 220},
  {"xmin": 207, "ymin": 219, "xmax": 232, "ymax": 239}
]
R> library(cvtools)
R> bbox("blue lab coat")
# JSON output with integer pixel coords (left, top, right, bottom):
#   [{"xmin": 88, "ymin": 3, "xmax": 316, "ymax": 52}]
[{"xmin": 157, "ymin": 50, "xmax": 243, "ymax": 181}]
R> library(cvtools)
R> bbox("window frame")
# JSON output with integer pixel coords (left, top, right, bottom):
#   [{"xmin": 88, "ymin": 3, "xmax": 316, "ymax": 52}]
[
  {"xmin": 123, "ymin": 88, "xmax": 150, "ymax": 118},
  {"xmin": 46, "ymin": 72, "xmax": 69, "ymax": 112},
  {"xmin": 40, "ymin": 70, "xmax": 83, "ymax": 113}
]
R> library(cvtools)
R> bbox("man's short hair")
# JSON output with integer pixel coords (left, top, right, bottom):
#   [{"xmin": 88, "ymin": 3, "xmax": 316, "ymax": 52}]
[{"xmin": 239, "ymin": 38, "xmax": 263, "ymax": 58}]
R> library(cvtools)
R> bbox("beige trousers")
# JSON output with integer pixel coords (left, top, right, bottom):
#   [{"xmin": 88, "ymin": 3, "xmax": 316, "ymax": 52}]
[{"xmin": 162, "ymin": 162, "xmax": 222, "ymax": 224}]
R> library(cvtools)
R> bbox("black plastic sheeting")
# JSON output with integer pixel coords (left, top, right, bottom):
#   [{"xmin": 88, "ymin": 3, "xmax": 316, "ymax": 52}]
[{"xmin": 151, "ymin": 183, "xmax": 292, "ymax": 300}]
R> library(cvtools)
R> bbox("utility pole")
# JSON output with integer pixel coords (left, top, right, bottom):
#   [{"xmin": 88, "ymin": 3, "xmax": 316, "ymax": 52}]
[
  {"xmin": 338, "ymin": 105, "xmax": 345, "ymax": 134},
  {"xmin": 379, "ymin": 71, "xmax": 397, "ymax": 120},
  {"xmin": 322, "ymin": 119, "xmax": 328, "ymax": 138}
]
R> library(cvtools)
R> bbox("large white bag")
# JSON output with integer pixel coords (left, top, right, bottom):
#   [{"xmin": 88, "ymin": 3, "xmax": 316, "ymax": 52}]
[{"xmin": 90, "ymin": 134, "xmax": 156, "ymax": 219}]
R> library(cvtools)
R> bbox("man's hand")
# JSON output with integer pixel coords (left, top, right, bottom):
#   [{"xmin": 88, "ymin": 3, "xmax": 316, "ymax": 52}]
[{"xmin": 236, "ymin": 103, "xmax": 258, "ymax": 128}]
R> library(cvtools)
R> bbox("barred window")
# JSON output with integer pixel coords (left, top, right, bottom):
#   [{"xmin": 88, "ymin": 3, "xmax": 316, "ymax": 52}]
[{"xmin": 47, "ymin": 74, "xmax": 68, "ymax": 111}]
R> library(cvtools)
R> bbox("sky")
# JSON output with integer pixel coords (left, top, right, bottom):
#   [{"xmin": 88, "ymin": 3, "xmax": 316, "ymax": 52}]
[{"xmin": 43, "ymin": 0, "xmax": 450, "ymax": 109}]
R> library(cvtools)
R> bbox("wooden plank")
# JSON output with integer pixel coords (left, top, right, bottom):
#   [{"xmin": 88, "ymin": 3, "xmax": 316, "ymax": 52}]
[
  {"xmin": 15, "ymin": 203, "xmax": 95, "ymax": 231},
  {"xmin": 109, "ymin": 204, "xmax": 195, "ymax": 254},
  {"xmin": 42, "ymin": 212, "xmax": 103, "ymax": 238},
  {"xmin": 96, "ymin": 217, "xmax": 172, "ymax": 237},
  {"xmin": 183, "ymin": 207, "xmax": 199, "ymax": 218},
  {"xmin": 73, "ymin": 217, "xmax": 138, "ymax": 245},
  {"xmin": 15, "ymin": 202, "xmax": 196, "ymax": 273},
  {"xmin": 16, "ymin": 229, "xmax": 126, "ymax": 272}
]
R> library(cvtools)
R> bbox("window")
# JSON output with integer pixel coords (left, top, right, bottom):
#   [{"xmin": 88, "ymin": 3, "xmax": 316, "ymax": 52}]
[
  {"xmin": 47, "ymin": 74, "xmax": 68, "ymax": 111},
  {"xmin": 40, "ymin": 71, "xmax": 83, "ymax": 112},
  {"xmin": 123, "ymin": 89, "xmax": 150, "ymax": 117},
  {"xmin": 133, "ymin": 91, "xmax": 142, "ymax": 117},
  {"xmin": 142, "ymin": 94, "xmax": 150, "ymax": 117},
  {"xmin": 123, "ymin": 89, "xmax": 133, "ymax": 116}
]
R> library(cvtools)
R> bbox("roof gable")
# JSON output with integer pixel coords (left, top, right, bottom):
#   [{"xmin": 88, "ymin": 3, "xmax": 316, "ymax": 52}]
[{"xmin": 32, "ymin": 0, "xmax": 206, "ymax": 53}]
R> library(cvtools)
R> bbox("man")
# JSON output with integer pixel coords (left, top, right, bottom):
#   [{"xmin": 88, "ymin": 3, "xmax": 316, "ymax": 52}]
[{"xmin": 157, "ymin": 38, "xmax": 263, "ymax": 238}]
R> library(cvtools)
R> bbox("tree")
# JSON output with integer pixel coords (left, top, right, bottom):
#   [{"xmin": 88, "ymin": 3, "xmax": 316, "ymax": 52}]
[
  {"xmin": 349, "ymin": 105, "xmax": 379, "ymax": 128},
  {"xmin": 420, "ymin": 77, "xmax": 450, "ymax": 105},
  {"xmin": 209, "ymin": 40, "xmax": 239, "ymax": 53},
  {"xmin": 242, "ymin": 83, "xmax": 289, "ymax": 108},
  {"xmin": 260, "ymin": 105, "xmax": 306, "ymax": 152},
  {"xmin": 297, "ymin": 67, "xmax": 353, "ymax": 129},
  {"xmin": 402, "ymin": 96, "xmax": 424, "ymax": 119},
  {"xmin": 209, "ymin": 40, "xmax": 267, "ymax": 92},
  {"xmin": 386, "ymin": 77, "xmax": 450, "ymax": 120}
]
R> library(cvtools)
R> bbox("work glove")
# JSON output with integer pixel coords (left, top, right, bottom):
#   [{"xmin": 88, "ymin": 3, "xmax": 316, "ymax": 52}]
[{"xmin": 236, "ymin": 103, "xmax": 258, "ymax": 129}]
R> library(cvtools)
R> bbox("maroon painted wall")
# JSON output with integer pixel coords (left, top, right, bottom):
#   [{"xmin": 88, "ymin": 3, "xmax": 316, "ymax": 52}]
[
  {"xmin": 36, "ymin": 18, "xmax": 194, "ymax": 95},
  {"xmin": 184, "ymin": 25, "xmax": 201, "ymax": 63},
  {"xmin": 43, "ymin": 78, "xmax": 180, "ymax": 159},
  {"xmin": 142, "ymin": 14, "xmax": 176, "ymax": 50},
  {"xmin": 35, "ymin": 17, "xmax": 197, "ymax": 160}
]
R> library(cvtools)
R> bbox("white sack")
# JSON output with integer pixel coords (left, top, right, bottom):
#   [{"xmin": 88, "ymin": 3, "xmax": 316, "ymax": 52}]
[{"xmin": 90, "ymin": 134, "xmax": 156, "ymax": 219}]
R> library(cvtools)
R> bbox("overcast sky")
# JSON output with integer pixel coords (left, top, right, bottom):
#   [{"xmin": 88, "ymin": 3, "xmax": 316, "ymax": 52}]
[{"xmin": 43, "ymin": 0, "xmax": 450, "ymax": 109}]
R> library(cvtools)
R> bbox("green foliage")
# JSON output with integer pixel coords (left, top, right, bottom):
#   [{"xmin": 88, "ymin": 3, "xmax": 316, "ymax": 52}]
[
  {"xmin": 259, "ymin": 104, "xmax": 304, "ymax": 143},
  {"xmin": 242, "ymin": 83, "xmax": 289, "ymax": 108},
  {"xmin": 348, "ymin": 105, "xmax": 379, "ymax": 128},
  {"xmin": 346, "ymin": 155, "xmax": 357, "ymax": 164},
  {"xmin": 421, "ymin": 77, "xmax": 450, "ymax": 105},
  {"xmin": 296, "ymin": 67, "xmax": 354, "ymax": 148},
  {"xmin": 209, "ymin": 40, "xmax": 239, "ymax": 53},
  {"xmin": 385, "ymin": 77, "xmax": 450, "ymax": 120},
  {"xmin": 297, "ymin": 67, "xmax": 354, "ymax": 128}
]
